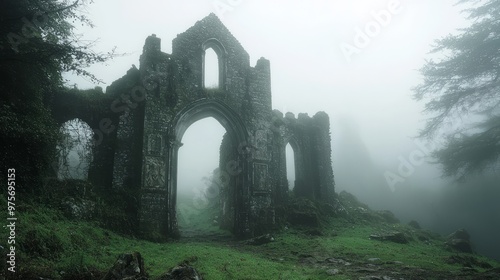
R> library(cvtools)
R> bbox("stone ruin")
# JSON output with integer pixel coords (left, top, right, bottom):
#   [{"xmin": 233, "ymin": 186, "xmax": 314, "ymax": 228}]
[{"xmin": 54, "ymin": 14, "xmax": 335, "ymax": 239}]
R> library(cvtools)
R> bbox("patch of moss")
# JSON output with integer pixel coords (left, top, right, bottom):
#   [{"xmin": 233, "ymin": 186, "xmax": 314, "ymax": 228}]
[{"xmin": 2, "ymin": 191, "xmax": 500, "ymax": 279}]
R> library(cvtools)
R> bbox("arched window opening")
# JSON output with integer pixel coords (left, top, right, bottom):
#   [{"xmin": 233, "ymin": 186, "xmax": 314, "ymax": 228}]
[
  {"xmin": 286, "ymin": 143, "xmax": 296, "ymax": 191},
  {"xmin": 177, "ymin": 117, "xmax": 227, "ymax": 237},
  {"xmin": 57, "ymin": 119, "xmax": 94, "ymax": 180},
  {"xmin": 204, "ymin": 48, "xmax": 219, "ymax": 89}
]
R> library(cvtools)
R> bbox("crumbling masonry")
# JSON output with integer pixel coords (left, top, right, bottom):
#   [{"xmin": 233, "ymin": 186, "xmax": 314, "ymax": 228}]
[{"xmin": 61, "ymin": 14, "xmax": 335, "ymax": 239}]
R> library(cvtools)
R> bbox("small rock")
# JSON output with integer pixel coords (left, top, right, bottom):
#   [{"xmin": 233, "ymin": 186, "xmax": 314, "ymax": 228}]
[
  {"xmin": 359, "ymin": 277, "xmax": 383, "ymax": 280},
  {"xmin": 246, "ymin": 234, "xmax": 274, "ymax": 245},
  {"xmin": 370, "ymin": 232, "xmax": 409, "ymax": 244},
  {"xmin": 299, "ymin": 257, "xmax": 317, "ymax": 265},
  {"xmin": 160, "ymin": 263, "xmax": 203, "ymax": 280},
  {"xmin": 355, "ymin": 268, "xmax": 378, "ymax": 273},
  {"xmin": 102, "ymin": 252, "xmax": 146, "ymax": 280},
  {"xmin": 367, "ymin": 258, "xmax": 381, "ymax": 263},
  {"xmin": 326, "ymin": 268, "xmax": 340, "ymax": 276},
  {"xmin": 326, "ymin": 258, "xmax": 348, "ymax": 265}
]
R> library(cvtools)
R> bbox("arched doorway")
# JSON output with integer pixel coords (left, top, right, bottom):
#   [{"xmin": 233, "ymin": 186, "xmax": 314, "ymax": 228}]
[
  {"xmin": 176, "ymin": 117, "xmax": 227, "ymax": 238},
  {"xmin": 57, "ymin": 118, "xmax": 94, "ymax": 180},
  {"xmin": 169, "ymin": 99, "xmax": 250, "ymax": 237}
]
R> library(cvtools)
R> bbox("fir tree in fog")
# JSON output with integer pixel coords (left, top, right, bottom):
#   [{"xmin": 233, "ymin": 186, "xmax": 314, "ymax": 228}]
[{"xmin": 414, "ymin": 0, "xmax": 500, "ymax": 180}]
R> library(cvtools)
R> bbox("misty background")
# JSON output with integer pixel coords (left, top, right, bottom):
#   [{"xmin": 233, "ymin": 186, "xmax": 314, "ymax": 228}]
[{"xmin": 60, "ymin": 0, "xmax": 500, "ymax": 260}]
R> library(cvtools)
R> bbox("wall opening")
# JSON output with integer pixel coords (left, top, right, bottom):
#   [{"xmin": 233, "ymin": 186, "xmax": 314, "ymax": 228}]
[
  {"xmin": 203, "ymin": 48, "xmax": 219, "ymax": 89},
  {"xmin": 285, "ymin": 143, "xmax": 296, "ymax": 191},
  {"xmin": 57, "ymin": 119, "xmax": 94, "ymax": 180},
  {"xmin": 177, "ymin": 117, "xmax": 228, "ymax": 237}
]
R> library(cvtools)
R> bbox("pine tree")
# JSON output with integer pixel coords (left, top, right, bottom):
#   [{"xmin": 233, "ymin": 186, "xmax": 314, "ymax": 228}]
[{"xmin": 414, "ymin": 0, "xmax": 500, "ymax": 180}]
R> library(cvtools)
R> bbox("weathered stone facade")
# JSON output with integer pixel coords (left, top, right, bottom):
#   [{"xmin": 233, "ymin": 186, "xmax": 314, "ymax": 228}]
[{"xmin": 77, "ymin": 14, "xmax": 335, "ymax": 239}]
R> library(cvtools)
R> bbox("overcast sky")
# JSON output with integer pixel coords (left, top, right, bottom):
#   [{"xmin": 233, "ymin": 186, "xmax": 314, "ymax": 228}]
[
  {"xmin": 60, "ymin": 2, "xmax": 500, "ymax": 259},
  {"xmin": 66, "ymin": 0, "xmax": 469, "ymax": 193}
]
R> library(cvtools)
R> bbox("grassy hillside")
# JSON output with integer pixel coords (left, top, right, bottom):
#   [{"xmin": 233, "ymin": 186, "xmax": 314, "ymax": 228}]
[{"xmin": 1, "ymin": 190, "xmax": 499, "ymax": 280}]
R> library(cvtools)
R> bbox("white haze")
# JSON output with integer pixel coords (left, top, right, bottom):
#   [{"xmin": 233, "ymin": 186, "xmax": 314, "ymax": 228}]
[{"xmin": 63, "ymin": 0, "xmax": 500, "ymax": 260}]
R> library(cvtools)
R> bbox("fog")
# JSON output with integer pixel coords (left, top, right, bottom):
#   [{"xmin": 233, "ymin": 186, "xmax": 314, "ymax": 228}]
[{"xmin": 65, "ymin": 0, "xmax": 499, "ymax": 259}]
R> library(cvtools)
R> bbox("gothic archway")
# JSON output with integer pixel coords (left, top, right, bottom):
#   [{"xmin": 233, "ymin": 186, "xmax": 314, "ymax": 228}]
[{"xmin": 168, "ymin": 99, "xmax": 250, "ymax": 236}]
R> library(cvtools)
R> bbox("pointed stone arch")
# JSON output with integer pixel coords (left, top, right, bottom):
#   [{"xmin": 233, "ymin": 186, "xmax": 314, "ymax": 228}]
[
  {"xmin": 284, "ymin": 136, "xmax": 300, "ymax": 192},
  {"xmin": 167, "ymin": 99, "xmax": 251, "ymax": 236},
  {"xmin": 105, "ymin": 14, "xmax": 336, "ymax": 240}
]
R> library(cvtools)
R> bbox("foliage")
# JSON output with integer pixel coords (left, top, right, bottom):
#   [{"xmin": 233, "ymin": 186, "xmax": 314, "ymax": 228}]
[
  {"xmin": 2, "ymin": 192, "xmax": 499, "ymax": 279},
  {"xmin": 0, "ymin": 0, "xmax": 115, "ymax": 190},
  {"xmin": 413, "ymin": 0, "xmax": 500, "ymax": 179},
  {"xmin": 201, "ymin": 168, "xmax": 224, "ymax": 209}
]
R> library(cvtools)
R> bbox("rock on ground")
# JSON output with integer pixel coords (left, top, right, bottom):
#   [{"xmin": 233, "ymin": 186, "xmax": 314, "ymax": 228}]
[
  {"xmin": 159, "ymin": 263, "xmax": 203, "ymax": 280},
  {"xmin": 101, "ymin": 252, "xmax": 147, "ymax": 280}
]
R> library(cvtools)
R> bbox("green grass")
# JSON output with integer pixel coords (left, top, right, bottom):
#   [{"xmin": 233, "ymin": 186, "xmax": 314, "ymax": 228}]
[
  {"xmin": 176, "ymin": 192, "xmax": 226, "ymax": 235},
  {"xmin": 1, "ymin": 193, "xmax": 499, "ymax": 279}
]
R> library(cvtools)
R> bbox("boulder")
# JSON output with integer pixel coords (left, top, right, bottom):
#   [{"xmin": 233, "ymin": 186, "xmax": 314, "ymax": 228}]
[
  {"xmin": 446, "ymin": 229, "xmax": 473, "ymax": 253},
  {"xmin": 102, "ymin": 252, "xmax": 147, "ymax": 280},
  {"xmin": 447, "ymin": 239, "xmax": 473, "ymax": 253},
  {"xmin": 408, "ymin": 220, "xmax": 421, "ymax": 229},
  {"xmin": 448, "ymin": 228, "xmax": 470, "ymax": 241}
]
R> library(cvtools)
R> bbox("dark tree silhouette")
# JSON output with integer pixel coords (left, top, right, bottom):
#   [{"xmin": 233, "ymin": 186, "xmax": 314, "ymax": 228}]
[
  {"xmin": 0, "ymin": 0, "xmax": 115, "ymax": 190},
  {"xmin": 414, "ymin": 0, "xmax": 500, "ymax": 180}
]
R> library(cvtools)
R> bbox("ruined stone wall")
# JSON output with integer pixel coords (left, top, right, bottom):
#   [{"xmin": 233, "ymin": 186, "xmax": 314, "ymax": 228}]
[
  {"xmin": 125, "ymin": 14, "xmax": 276, "ymax": 238},
  {"xmin": 52, "ymin": 70, "xmax": 142, "ymax": 190},
  {"xmin": 269, "ymin": 111, "xmax": 336, "ymax": 202},
  {"xmin": 106, "ymin": 14, "xmax": 335, "ymax": 240}
]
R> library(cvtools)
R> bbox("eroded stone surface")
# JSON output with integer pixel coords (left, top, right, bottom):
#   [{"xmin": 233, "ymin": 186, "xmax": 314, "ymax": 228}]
[{"xmin": 62, "ymin": 14, "xmax": 336, "ymax": 239}]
